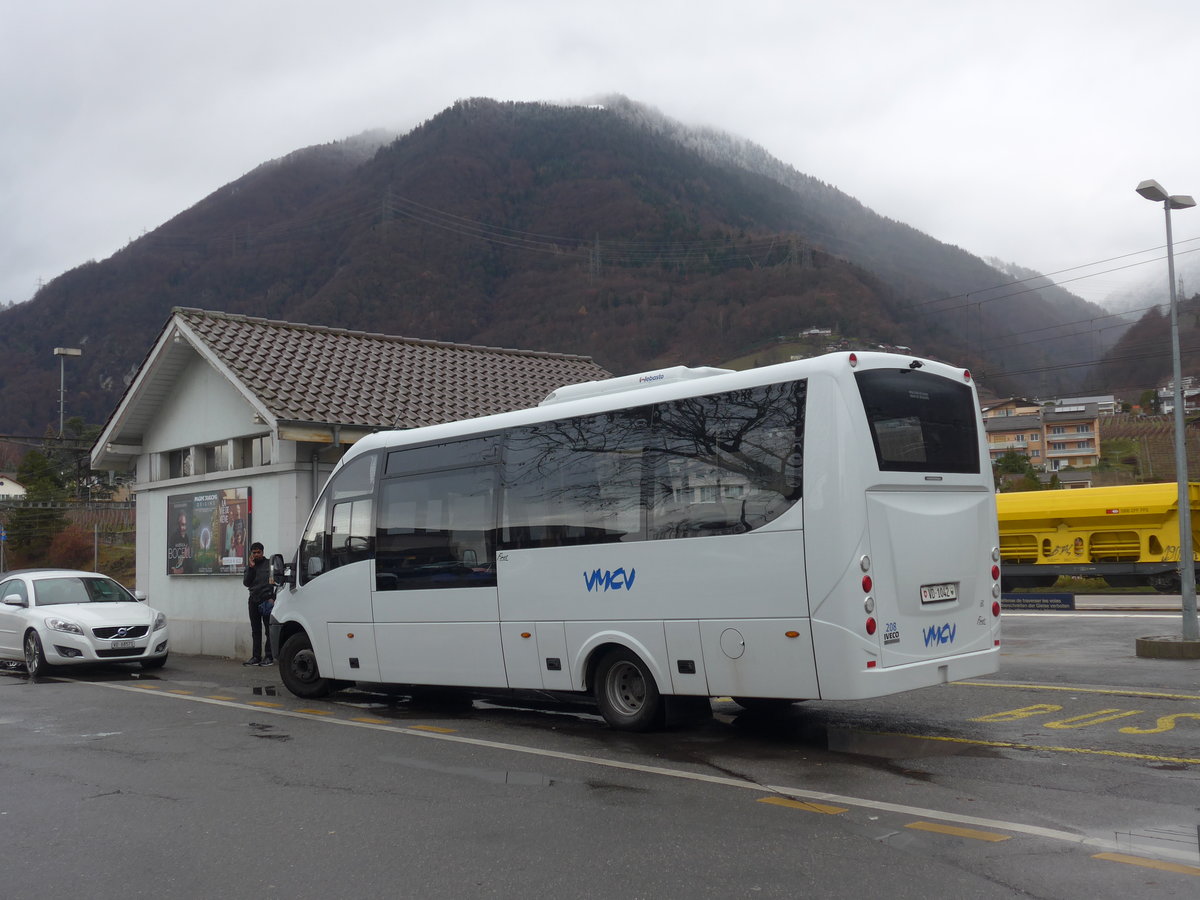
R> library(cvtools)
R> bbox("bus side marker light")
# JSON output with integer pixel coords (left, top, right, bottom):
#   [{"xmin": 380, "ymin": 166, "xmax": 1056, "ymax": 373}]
[
  {"xmin": 866, "ymin": 660, "xmax": 877, "ymax": 668},
  {"xmin": 865, "ymin": 617, "xmax": 877, "ymax": 635},
  {"xmin": 347, "ymin": 633, "xmax": 354, "ymax": 639},
  {"xmin": 963, "ymin": 369, "xmax": 971, "ymax": 382},
  {"xmin": 848, "ymin": 353, "xmax": 858, "ymax": 367},
  {"xmin": 785, "ymin": 631, "xmax": 800, "ymax": 638},
  {"xmin": 521, "ymin": 632, "xmax": 532, "ymax": 639}
]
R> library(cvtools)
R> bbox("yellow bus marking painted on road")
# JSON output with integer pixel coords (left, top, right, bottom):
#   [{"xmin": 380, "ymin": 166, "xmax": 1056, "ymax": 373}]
[
  {"xmin": 906, "ymin": 820, "xmax": 1011, "ymax": 842},
  {"xmin": 410, "ymin": 724, "xmax": 457, "ymax": 734},
  {"xmin": 867, "ymin": 731, "xmax": 1200, "ymax": 766},
  {"xmin": 249, "ymin": 701, "xmax": 284, "ymax": 708},
  {"xmin": 297, "ymin": 708, "xmax": 336, "ymax": 716},
  {"xmin": 958, "ymin": 681, "xmax": 1200, "ymax": 702},
  {"xmin": 758, "ymin": 796, "xmax": 847, "ymax": 815},
  {"xmin": 133, "ymin": 683, "xmax": 160, "ymax": 689},
  {"xmin": 207, "ymin": 695, "xmax": 236, "ymax": 701},
  {"xmin": 351, "ymin": 717, "xmax": 390, "ymax": 725},
  {"xmin": 971, "ymin": 704, "xmax": 1062, "ymax": 722},
  {"xmin": 1093, "ymin": 852, "xmax": 1200, "ymax": 876},
  {"xmin": 166, "ymin": 689, "xmax": 193, "ymax": 695},
  {"xmin": 1120, "ymin": 713, "xmax": 1200, "ymax": 734},
  {"xmin": 1043, "ymin": 709, "xmax": 1142, "ymax": 730}
]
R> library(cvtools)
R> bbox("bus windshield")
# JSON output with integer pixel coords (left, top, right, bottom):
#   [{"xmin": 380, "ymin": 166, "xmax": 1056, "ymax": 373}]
[{"xmin": 854, "ymin": 368, "xmax": 980, "ymax": 474}]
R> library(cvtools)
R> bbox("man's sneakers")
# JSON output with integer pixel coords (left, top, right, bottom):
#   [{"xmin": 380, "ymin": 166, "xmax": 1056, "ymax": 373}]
[
  {"xmin": 242, "ymin": 657, "xmax": 261, "ymax": 666},
  {"xmin": 259, "ymin": 656, "xmax": 275, "ymax": 667}
]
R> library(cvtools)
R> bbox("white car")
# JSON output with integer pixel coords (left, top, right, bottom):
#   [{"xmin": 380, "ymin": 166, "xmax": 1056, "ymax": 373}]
[{"xmin": 0, "ymin": 569, "xmax": 169, "ymax": 676}]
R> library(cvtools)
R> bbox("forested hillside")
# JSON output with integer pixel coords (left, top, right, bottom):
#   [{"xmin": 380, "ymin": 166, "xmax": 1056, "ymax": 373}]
[{"xmin": 0, "ymin": 98, "xmax": 1110, "ymax": 436}]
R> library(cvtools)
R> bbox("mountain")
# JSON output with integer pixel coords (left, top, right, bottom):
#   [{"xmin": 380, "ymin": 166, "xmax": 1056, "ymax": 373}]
[
  {"xmin": 0, "ymin": 97, "xmax": 1111, "ymax": 437},
  {"xmin": 1084, "ymin": 292, "xmax": 1200, "ymax": 398}
]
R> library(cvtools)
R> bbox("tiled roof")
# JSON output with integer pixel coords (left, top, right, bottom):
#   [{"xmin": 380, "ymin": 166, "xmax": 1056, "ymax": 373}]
[{"xmin": 175, "ymin": 308, "xmax": 612, "ymax": 429}]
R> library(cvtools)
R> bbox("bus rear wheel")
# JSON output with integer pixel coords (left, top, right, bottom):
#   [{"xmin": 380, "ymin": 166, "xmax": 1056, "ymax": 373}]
[
  {"xmin": 593, "ymin": 647, "xmax": 665, "ymax": 732},
  {"xmin": 279, "ymin": 632, "xmax": 335, "ymax": 699}
]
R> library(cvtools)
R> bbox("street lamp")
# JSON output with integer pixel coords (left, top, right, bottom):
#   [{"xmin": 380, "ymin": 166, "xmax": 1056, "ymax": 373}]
[
  {"xmin": 1135, "ymin": 179, "xmax": 1198, "ymax": 642},
  {"xmin": 53, "ymin": 347, "xmax": 82, "ymax": 438}
]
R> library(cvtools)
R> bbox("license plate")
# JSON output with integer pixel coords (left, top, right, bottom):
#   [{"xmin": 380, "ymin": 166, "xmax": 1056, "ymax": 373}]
[
  {"xmin": 111, "ymin": 640, "xmax": 136, "ymax": 650},
  {"xmin": 920, "ymin": 582, "xmax": 958, "ymax": 603}
]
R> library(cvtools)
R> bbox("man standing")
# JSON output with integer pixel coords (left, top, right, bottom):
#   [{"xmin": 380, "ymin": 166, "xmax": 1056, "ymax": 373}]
[{"xmin": 242, "ymin": 542, "xmax": 275, "ymax": 666}]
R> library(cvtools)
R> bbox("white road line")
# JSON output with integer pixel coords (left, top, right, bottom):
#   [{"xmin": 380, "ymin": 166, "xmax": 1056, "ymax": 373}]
[
  {"xmin": 1003, "ymin": 612, "xmax": 1179, "ymax": 619},
  {"xmin": 79, "ymin": 678, "xmax": 1199, "ymax": 866}
]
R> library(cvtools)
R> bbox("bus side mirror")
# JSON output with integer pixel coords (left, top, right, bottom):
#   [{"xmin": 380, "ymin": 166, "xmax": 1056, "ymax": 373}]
[{"xmin": 270, "ymin": 553, "xmax": 294, "ymax": 588}]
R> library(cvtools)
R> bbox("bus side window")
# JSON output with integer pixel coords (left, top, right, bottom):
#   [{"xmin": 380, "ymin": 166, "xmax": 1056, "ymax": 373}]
[
  {"xmin": 299, "ymin": 497, "xmax": 327, "ymax": 584},
  {"xmin": 375, "ymin": 467, "xmax": 498, "ymax": 591}
]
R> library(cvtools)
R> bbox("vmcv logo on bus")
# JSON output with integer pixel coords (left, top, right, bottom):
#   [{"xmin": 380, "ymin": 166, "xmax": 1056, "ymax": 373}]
[
  {"xmin": 584, "ymin": 568, "xmax": 637, "ymax": 592},
  {"xmin": 923, "ymin": 623, "xmax": 956, "ymax": 647}
]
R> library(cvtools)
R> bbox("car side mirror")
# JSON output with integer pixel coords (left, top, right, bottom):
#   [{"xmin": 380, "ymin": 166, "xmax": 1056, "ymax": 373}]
[
  {"xmin": 3, "ymin": 594, "xmax": 27, "ymax": 607},
  {"xmin": 133, "ymin": 590, "xmax": 148, "ymax": 602}
]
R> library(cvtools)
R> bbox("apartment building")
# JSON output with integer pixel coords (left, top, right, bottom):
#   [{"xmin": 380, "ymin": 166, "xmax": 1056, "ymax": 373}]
[{"xmin": 982, "ymin": 398, "xmax": 1101, "ymax": 472}]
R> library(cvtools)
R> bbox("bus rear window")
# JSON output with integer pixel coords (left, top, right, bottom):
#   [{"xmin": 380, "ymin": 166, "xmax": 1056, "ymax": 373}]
[{"xmin": 854, "ymin": 369, "xmax": 980, "ymax": 474}]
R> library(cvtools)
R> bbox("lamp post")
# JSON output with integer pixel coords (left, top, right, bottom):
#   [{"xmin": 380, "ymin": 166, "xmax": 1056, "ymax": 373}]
[
  {"xmin": 1135, "ymin": 179, "xmax": 1198, "ymax": 642},
  {"xmin": 53, "ymin": 347, "xmax": 82, "ymax": 438}
]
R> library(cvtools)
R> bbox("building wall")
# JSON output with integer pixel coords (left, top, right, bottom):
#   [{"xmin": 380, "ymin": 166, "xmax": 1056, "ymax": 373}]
[{"xmin": 130, "ymin": 356, "xmax": 341, "ymax": 658}]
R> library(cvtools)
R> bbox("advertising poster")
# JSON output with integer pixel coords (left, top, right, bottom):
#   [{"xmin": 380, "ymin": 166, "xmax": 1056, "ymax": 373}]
[{"xmin": 167, "ymin": 487, "xmax": 251, "ymax": 575}]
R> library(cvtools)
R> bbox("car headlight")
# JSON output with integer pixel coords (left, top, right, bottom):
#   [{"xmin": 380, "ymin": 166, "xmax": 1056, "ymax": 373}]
[
  {"xmin": 153, "ymin": 612, "xmax": 167, "ymax": 631},
  {"xmin": 45, "ymin": 617, "xmax": 84, "ymax": 635}
]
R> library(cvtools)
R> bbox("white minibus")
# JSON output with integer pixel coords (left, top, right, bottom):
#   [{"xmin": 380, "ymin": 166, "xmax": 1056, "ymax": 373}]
[{"xmin": 270, "ymin": 351, "xmax": 1001, "ymax": 730}]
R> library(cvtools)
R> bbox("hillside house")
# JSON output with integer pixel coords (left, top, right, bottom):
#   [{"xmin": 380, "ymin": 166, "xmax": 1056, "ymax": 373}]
[
  {"xmin": 0, "ymin": 474, "xmax": 26, "ymax": 499},
  {"xmin": 90, "ymin": 308, "xmax": 611, "ymax": 658}
]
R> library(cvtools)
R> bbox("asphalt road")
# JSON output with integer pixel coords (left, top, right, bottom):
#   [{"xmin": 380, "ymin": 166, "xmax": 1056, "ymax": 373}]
[{"xmin": 2, "ymin": 609, "xmax": 1198, "ymax": 898}]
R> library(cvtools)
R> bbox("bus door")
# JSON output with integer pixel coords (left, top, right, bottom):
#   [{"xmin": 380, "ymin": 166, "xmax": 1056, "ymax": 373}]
[
  {"xmin": 371, "ymin": 442, "xmax": 507, "ymax": 688},
  {"xmin": 296, "ymin": 454, "xmax": 381, "ymax": 682}
]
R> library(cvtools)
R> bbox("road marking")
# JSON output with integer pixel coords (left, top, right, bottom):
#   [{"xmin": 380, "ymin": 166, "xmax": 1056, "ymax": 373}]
[
  {"xmin": 758, "ymin": 796, "xmax": 847, "ymax": 815},
  {"xmin": 971, "ymin": 704, "xmax": 1062, "ymax": 722},
  {"xmin": 297, "ymin": 708, "xmax": 336, "ymax": 716},
  {"xmin": 864, "ymin": 730, "xmax": 1200, "ymax": 766},
  {"xmin": 77, "ymin": 678, "xmax": 1200, "ymax": 866},
  {"xmin": 905, "ymin": 821, "xmax": 1011, "ymax": 842},
  {"xmin": 248, "ymin": 700, "xmax": 283, "ymax": 708},
  {"xmin": 1120, "ymin": 713, "xmax": 1200, "ymax": 734},
  {"xmin": 1043, "ymin": 709, "xmax": 1142, "ymax": 730},
  {"xmin": 410, "ymin": 724, "xmax": 457, "ymax": 734},
  {"xmin": 958, "ymin": 681, "xmax": 1200, "ymax": 702},
  {"xmin": 1093, "ymin": 852, "xmax": 1200, "ymax": 876},
  {"xmin": 166, "ymin": 689, "xmax": 193, "ymax": 695}
]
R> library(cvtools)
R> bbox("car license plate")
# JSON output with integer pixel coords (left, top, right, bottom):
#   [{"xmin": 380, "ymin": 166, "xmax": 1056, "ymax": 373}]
[
  {"xmin": 920, "ymin": 582, "xmax": 958, "ymax": 603},
  {"xmin": 111, "ymin": 640, "xmax": 136, "ymax": 650}
]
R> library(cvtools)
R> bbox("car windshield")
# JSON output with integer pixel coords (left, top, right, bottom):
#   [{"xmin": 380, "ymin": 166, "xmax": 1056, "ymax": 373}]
[{"xmin": 33, "ymin": 577, "xmax": 135, "ymax": 605}]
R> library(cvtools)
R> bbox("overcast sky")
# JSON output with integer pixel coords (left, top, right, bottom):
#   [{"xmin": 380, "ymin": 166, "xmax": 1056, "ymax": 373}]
[{"xmin": 3, "ymin": 1, "xmax": 1199, "ymax": 311}]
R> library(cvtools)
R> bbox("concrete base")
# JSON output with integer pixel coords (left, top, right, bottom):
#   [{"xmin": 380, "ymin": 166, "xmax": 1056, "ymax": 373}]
[{"xmin": 1135, "ymin": 634, "xmax": 1200, "ymax": 659}]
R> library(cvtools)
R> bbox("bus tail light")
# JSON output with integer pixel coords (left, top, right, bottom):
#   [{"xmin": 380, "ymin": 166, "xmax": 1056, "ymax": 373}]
[
  {"xmin": 963, "ymin": 369, "xmax": 972, "ymax": 382},
  {"xmin": 865, "ymin": 617, "xmax": 877, "ymax": 635},
  {"xmin": 991, "ymin": 565, "xmax": 1000, "ymax": 581},
  {"xmin": 861, "ymin": 575, "xmax": 872, "ymax": 593},
  {"xmin": 992, "ymin": 600, "xmax": 1001, "ymax": 617}
]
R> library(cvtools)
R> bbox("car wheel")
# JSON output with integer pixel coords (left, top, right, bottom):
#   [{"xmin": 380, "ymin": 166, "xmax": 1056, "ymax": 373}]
[
  {"xmin": 279, "ymin": 632, "xmax": 335, "ymax": 699},
  {"xmin": 593, "ymin": 646, "xmax": 665, "ymax": 732},
  {"xmin": 140, "ymin": 654, "xmax": 168, "ymax": 670},
  {"xmin": 24, "ymin": 631, "xmax": 54, "ymax": 677}
]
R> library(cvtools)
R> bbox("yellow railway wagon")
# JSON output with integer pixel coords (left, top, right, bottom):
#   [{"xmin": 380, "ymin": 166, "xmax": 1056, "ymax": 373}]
[{"xmin": 996, "ymin": 482, "xmax": 1200, "ymax": 593}]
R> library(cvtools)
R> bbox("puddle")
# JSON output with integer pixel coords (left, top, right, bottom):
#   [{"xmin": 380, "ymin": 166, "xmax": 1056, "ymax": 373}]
[
  {"xmin": 1106, "ymin": 823, "xmax": 1200, "ymax": 861},
  {"xmin": 825, "ymin": 727, "xmax": 1004, "ymax": 761},
  {"xmin": 382, "ymin": 755, "xmax": 564, "ymax": 787}
]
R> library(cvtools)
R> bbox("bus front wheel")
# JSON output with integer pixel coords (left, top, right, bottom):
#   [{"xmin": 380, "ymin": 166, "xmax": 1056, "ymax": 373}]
[
  {"xmin": 593, "ymin": 647, "xmax": 665, "ymax": 732},
  {"xmin": 279, "ymin": 632, "xmax": 335, "ymax": 699}
]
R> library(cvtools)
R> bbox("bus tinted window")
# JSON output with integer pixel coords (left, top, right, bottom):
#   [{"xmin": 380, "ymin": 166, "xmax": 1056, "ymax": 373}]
[
  {"xmin": 376, "ymin": 467, "xmax": 498, "ymax": 590},
  {"xmin": 387, "ymin": 437, "xmax": 499, "ymax": 475},
  {"xmin": 855, "ymin": 369, "xmax": 980, "ymax": 474},
  {"xmin": 502, "ymin": 410, "xmax": 650, "ymax": 548},
  {"xmin": 650, "ymin": 382, "xmax": 805, "ymax": 537}
]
